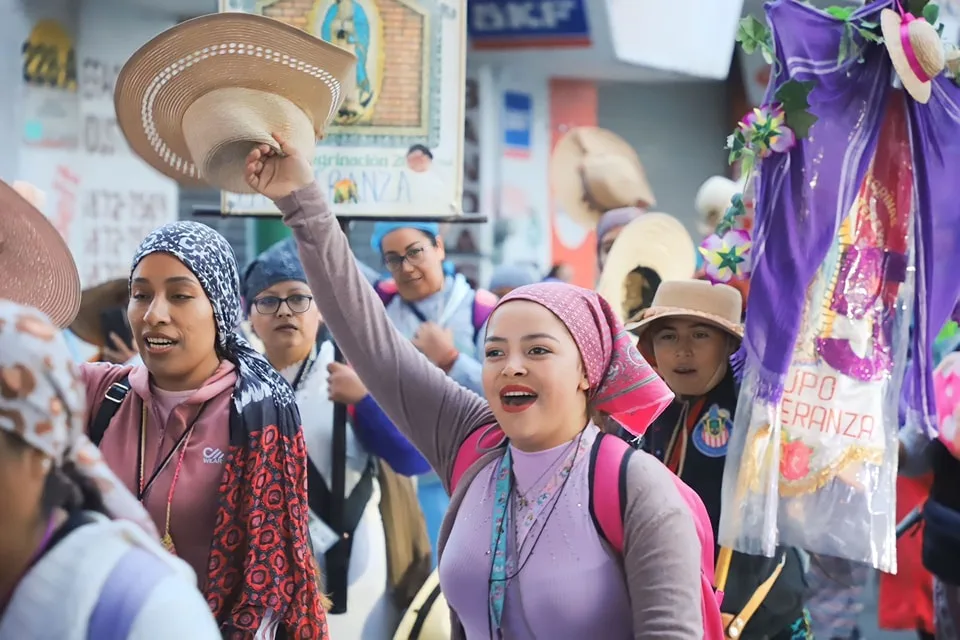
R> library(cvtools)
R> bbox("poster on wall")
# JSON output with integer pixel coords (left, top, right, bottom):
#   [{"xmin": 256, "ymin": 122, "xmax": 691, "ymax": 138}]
[
  {"xmin": 219, "ymin": 0, "xmax": 467, "ymax": 218},
  {"xmin": 21, "ymin": 18, "xmax": 80, "ymax": 149}
]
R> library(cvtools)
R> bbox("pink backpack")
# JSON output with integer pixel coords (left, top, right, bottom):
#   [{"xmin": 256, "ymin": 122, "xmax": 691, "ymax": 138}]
[{"xmin": 451, "ymin": 427, "xmax": 726, "ymax": 639}]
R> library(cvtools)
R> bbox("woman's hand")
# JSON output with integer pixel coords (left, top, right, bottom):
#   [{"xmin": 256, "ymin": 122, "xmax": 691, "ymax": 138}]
[
  {"xmin": 327, "ymin": 361, "xmax": 369, "ymax": 405},
  {"xmin": 244, "ymin": 133, "xmax": 315, "ymax": 201}
]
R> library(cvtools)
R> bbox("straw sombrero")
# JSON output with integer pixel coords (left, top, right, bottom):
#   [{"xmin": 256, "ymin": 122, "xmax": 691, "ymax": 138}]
[
  {"xmin": 695, "ymin": 175, "xmax": 743, "ymax": 236},
  {"xmin": 68, "ymin": 278, "xmax": 128, "ymax": 346},
  {"xmin": 0, "ymin": 180, "xmax": 80, "ymax": 328},
  {"xmin": 114, "ymin": 12, "xmax": 357, "ymax": 194},
  {"xmin": 626, "ymin": 280, "xmax": 743, "ymax": 341},
  {"xmin": 881, "ymin": 8, "xmax": 945, "ymax": 104},
  {"xmin": 596, "ymin": 213, "xmax": 696, "ymax": 325},
  {"xmin": 550, "ymin": 127, "xmax": 655, "ymax": 231},
  {"xmin": 393, "ymin": 569, "xmax": 450, "ymax": 640}
]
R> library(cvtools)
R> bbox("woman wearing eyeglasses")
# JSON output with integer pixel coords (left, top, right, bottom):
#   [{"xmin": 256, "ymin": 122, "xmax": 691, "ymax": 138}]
[
  {"xmin": 364, "ymin": 222, "xmax": 498, "ymax": 563},
  {"xmin": 243, "ymin": 238, "xmax": 430, "ymax": 638}
]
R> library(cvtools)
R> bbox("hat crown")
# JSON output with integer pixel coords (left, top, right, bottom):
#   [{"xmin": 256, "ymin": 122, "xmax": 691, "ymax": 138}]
[
  {"xmin": 649, "ymin": 280, "xmax": 742, "ymax": 325},
  {"xmin": 581, "ymin": 155, "xmax": 651, "ymax": 211},
  {"xmin": 908, "ymin": 19, "xmax": 946, "ymax": 76}
]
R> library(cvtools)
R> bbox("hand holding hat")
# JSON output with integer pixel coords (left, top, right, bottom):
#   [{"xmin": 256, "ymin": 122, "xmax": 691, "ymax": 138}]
[{"xmin": 245, "ymin": 133, "xmax": 316, "ymax": 201}]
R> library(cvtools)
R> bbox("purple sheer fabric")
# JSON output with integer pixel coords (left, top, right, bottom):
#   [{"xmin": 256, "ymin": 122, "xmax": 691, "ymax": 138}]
[{"xmin": 744, "ymin": 0, "xmax": 960, "ymax": 436}]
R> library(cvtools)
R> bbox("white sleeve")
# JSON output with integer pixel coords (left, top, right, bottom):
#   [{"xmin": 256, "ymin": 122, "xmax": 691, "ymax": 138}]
[{"xmin": 127, "ymin": 574, "xmax": 221, "ymax": 639}]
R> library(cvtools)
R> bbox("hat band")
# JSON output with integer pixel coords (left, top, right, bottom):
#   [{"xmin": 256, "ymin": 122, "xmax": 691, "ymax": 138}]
[{"xmin": 900, "ymin": 14, "xmax": 932, "ymax": 82}]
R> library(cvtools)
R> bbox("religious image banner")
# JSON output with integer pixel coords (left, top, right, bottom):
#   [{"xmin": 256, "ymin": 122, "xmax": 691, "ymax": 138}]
[{"xmin": 219, "ymin": 0, "xmax": 467, "ymax": 218}]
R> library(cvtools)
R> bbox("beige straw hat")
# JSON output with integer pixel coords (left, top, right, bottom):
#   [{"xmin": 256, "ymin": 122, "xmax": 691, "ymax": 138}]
[
  {"xmin": 393, "ymin": 570, "xmax": 451, "ymax": 640},
  {"xmin": 695, "ymin": 175, "xmax": 743, "ymax": 236},
  {"xmin": 0, "ymin": 180, "xmax": 81, "ymax": 328},
  {"xmin": 881, "ymin": 8, "xmax": 945, "ymax": 104},
  {"xmin": 114, "ymin": 12, "xmax": 357, "ymax": 194},
  {"xmin": 626, "ymin": 280, "xmax": 743, "ymax": 340},
  {"xmin": 596, "ymin": 213, "xmax": 696, "ymax": 325},
  {"xmin": 550, "ymin": 127, "xmax": 655, "ymax": 231},
  {"xmin": 68, "ymin": 278, "xmax": 128, "ymax": 346}
]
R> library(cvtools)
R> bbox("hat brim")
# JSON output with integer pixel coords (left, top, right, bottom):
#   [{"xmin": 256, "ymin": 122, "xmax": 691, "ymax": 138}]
[
  {"xmin": 625, "ymin": 306, "xmax": 744, "ymax": 341},
  {"xmin": 69, "ymin": 278, "xmax": 128, "ymax": 346},
  {"xmin": 0, "ymin": 181, "xmax": 81, "ymax": 328},
  {"xmin": 114, "ymin": 12, "xmax": 356, "ymax": 191},
  {"xmin": 550, "ymin": 127, "xmax": 655, "ymax": 230},
  {"xmin": 596, "ymin": 213, "xmax": 697, "ymax": 323},
  {"xmin": 881, "ymin": 9, "xmax": 932, "ymax": 104}
]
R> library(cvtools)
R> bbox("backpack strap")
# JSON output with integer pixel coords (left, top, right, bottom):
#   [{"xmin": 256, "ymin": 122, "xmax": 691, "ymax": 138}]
[
  {"xmin": 89, "ymin": 376, "xmax": 131, "ymax": 447},
  {"xmin": 471, "ymin": 289, "xmax": 498, "ymax": 342},
  {"xmin": 450, "ymin": 424, "xmax": 507, "ymax": 493},
  {"xmin": 87, "ymin": 547, "xmax": 173, "ymax": 640},
  {"xmin": 374, "ymin": 279, "xmax": 399, "ymax": 306},
  {"xmin": 588, "ymin": 432, "xmax": 632, "ymax": 555}
]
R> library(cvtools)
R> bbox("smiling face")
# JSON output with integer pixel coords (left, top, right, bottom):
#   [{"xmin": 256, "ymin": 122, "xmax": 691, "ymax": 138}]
[
  {"xmin": 249, "ymin": 279, "xmax": 322, "ymax": 370},
  {"xmin": 481, "ymin": 300, "xmax": 590, "ymax": 451},
  {"xmin": 128, "ymin": 253, "xmax": 222, "ymax": 391},
  {"xmin": 380, "ymin": 228, "xmax": 446, "ymax": 302},
  {"xmin": 648, "ymin": 316, "xmax": 732, "ymax": 397}
]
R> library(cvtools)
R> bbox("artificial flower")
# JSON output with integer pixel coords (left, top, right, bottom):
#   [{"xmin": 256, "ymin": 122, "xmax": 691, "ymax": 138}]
[{"xmin": 698, "ymin": 229, "xmax": 752, "ymax": 283}]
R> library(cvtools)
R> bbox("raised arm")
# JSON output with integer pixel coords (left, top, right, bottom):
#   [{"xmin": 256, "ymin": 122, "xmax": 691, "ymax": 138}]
[{"xmin": 275, "ymin": 182, "xmax": 494, "ymax": 482}]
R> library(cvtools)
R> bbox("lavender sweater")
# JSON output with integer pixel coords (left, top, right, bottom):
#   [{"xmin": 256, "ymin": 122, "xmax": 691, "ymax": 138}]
[{"xmin": 279, "ymin": 183, "xmax": 704, "ymax": 639}]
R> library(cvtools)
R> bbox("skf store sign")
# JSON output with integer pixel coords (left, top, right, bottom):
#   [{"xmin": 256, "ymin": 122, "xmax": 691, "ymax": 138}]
[{"xmin": 469, "ymin": 0, "xmax": 590, "ymax": 48}]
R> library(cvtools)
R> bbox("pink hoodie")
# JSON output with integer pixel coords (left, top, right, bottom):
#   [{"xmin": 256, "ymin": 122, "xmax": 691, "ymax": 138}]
[{"xmin": 81, "ymin": 360, "xmax": 236, "ymax": 589}]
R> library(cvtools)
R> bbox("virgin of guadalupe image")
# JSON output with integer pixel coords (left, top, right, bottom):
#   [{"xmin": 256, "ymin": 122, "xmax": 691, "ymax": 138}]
[{"xmin": 320, "ymin": 0, "xmax": 378, "ymax": 123}]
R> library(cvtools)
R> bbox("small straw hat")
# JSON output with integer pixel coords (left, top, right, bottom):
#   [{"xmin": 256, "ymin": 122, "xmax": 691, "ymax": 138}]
[
  {"xmin": 550, "ymin": 127, "xmax": 655, "ymax": 231},
  {"xmin": 68, "ymin": 278, "xmax": 128, "ymax": 346},
  {"xmin": 114, "ymin": 12, "xmax": 357, "ymax": 194},
  {"xmin": 695, "ymin": 175, "xmax": 743, "ymax": 236},
  {"xmin": 626, "ymin": 280, "xmax": 743, "ymax": 340},
  {"xmin": 0, "ymin": 180, "xmax": 81, "ymax": 328},
  {"xmin": 881, "ymin": 8, "xmax": 945, "ymax": 104},
  {"xmin": 596, "ymin": 213, "xmax": 696, "ymax": 325}
]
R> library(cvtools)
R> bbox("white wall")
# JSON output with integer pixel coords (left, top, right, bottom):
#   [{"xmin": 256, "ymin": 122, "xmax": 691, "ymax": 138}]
[
  {"xmin": 6, "ymin": 0, "xmax": 179, "ymax": 289},
  {"xmin": 597, "ymin": 80, "xmax": 729, "ymax": 236}
]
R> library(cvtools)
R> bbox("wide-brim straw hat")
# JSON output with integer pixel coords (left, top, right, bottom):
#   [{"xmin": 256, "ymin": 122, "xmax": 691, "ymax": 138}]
[
  {"xmin": 881, "ymin": 9, "xmax": 945, "ymax": 104},
  {"xmin": 0, "ymin": 180, "xmax": 80, "ymax": 328},
  {"xmin": 626, "ymin": 279, "xmax": 744, "ymax": 341},
  {"xmin": 393, "ymin": 569, "xmax": 450, "ymax": 640},
  {"xmin": 695, "ymin": 175, "xmax": 743, "ymax": 235},
  {"xmin": 596, "ymin": 213, "xmax": 696, "ymax": 325},
  {"xmin": 550, "ymin": 127, "xmax": 655, "ymax": 231},
  {"xmin": 114, "ymin": 12, "xmax": 357, "ymax": 194},
  {"xmin": 68, "ymin": 278, "xmax": 128, "ymax": 346}
]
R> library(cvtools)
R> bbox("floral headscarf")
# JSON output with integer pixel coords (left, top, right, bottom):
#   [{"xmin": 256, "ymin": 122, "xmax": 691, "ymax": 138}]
[
  {"xmin": 498, "ymin": 282, "xmax": 674, "ymax": 435},
  {"xmin": 0, "ymin": 299, "xmax": 156, "ymax": 535}
]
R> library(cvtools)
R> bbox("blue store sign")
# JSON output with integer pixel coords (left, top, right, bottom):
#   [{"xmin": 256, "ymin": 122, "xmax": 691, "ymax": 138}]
[
  {"xmin": 503, "ymin": 91, "xmax": 533, "ymax": 158},
  {"xmin": 469, "ymin": 0, "xmax": 591, "ymax": 49}
]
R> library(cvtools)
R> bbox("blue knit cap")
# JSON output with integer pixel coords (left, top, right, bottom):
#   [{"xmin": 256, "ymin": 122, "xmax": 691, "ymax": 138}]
[{"xmin": 241, "ymin": 237, "xmax": 307, "ymax": 313}]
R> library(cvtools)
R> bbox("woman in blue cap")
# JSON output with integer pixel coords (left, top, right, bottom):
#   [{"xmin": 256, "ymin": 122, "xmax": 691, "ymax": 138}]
[
  {"xmin": 242, "ymin": 237, "xmax": 431, "ymax": 638},
  {"xmin": 367, "ymin": 221, "xmax": 498, "ymax": 563}
]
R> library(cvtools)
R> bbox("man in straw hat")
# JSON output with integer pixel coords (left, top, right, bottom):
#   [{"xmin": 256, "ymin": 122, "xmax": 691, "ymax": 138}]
[
  {"xmin": 595, "ymin": 213, "xmax": 697, "ymax": 326},
  {"xmin": 623, "ymin": 280, "xmax": 810, "ymax": 639},
  {"xmin": 550, "ymin": 127, "xmax": 656, "ymax": 236}
]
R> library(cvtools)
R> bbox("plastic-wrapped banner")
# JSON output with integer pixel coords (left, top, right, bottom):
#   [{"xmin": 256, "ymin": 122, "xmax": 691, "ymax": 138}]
[{"xmin": 719, "ymin": 100, "xmax": 913, "ymax": 572}]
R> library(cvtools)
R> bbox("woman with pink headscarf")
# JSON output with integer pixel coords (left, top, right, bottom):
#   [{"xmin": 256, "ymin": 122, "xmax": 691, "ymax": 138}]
[{"xmin": 243, "ymin": 135, "xmax": 706, "ymax": 638}]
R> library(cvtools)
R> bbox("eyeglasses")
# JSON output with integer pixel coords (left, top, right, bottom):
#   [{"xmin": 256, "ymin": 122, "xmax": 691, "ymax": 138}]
[
  {"xmin": 253, "ymin": 294, "xmax": 314, "ymax": 315},
  {"xmin": 383, "ymin": 246, "xmax": 429, "ymax": 272}
]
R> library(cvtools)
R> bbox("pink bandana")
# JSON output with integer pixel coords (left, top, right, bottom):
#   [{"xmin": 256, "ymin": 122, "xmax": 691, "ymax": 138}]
[{"xmin": 498, "ymin": 282, "xmax": 674, "ymax": 436}]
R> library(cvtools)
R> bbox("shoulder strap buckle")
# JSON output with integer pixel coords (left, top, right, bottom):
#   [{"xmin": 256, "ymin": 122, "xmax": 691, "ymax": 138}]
[{"xmin": 104, "ymin": 381, "xmax": 131, "ymax": 404}]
